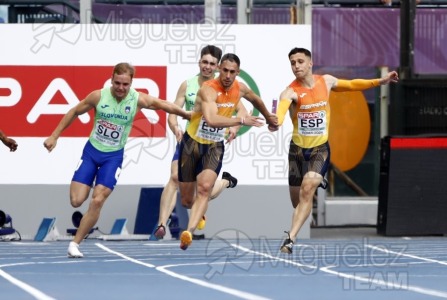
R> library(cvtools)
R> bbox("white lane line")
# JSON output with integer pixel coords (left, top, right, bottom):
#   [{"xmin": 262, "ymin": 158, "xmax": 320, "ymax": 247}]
[
  {"xmin": 95, "ymin": 243, "xmax": 155, "ymax": 268},
  {"xmin": 0, "ymin": 268, "xmax": 56, "ymax": 300},
  {"xmin": 232, "ymin": 244, "xmax": 447, "ymax": 299},
  {"xmin": 96, "ymin": 243, "xmax": 271, "ymax": 300},
  {"xmin": 367, "ymin": 244, "xmax": 447, "ymax": 266},
  {"xmin": 0, "ymin": 261, "xmax": 82, "ymax": 268}
]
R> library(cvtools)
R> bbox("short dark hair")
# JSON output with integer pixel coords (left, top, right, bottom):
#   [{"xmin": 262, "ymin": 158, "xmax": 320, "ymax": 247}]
[
  {"xmin": 220, "ymin": 53, "xmax": 240, "ymax": 67},
  {"xmin": 113, "ymin": 62, "xmax": 135, "ymax": 79},
  {"xmin": 288, "ymin": 47, "xmax": 312, "ymax": 59},
  {"xmin": 201, "ymin": 45, "xmax": 223, "ymax": 62}
]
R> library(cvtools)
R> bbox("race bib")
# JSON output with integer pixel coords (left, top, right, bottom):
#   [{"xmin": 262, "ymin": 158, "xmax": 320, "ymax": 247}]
[
  {"xmin": 93, "ymin": 119, "xmax": 124, "ymax": 147},
  {"xmin": 297, "ymin": 110, "xmax": 327, "ymax": 136},
  {"xmin": 196, "ymin": 117, "xmax": 226, "ymax": 142}
]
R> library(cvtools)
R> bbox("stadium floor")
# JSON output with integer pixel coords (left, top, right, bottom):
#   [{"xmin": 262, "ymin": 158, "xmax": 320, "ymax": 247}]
[{"xmin": 1, "ymin": 227, "xmax": 447, "ymax": 300}]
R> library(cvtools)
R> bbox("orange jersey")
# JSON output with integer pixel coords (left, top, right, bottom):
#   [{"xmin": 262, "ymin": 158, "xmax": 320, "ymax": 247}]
[
  {"xmin": 289, "ymin": 75, "xmax": 330, "ymax": 148},
  {"xmin": 187, "ymin": 79, "xmax": 240, "ymax": 144}
]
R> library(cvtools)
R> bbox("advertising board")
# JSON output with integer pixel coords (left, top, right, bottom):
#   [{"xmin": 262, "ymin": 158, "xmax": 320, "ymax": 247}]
[{"xmin": 0, "ymin": 24, "xmax": 311, "ymax": 185}]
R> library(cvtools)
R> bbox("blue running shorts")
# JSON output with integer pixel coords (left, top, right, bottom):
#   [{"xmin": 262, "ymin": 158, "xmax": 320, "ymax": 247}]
[{"xmin": 72, "ymin": 141, "xmax": 124, "ymax": 190}]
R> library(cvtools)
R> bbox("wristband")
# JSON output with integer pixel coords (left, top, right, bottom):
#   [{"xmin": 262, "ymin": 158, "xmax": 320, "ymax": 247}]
[{"xmin": 240, "ymin": 117, "xmax": 245, "ymax": 125}]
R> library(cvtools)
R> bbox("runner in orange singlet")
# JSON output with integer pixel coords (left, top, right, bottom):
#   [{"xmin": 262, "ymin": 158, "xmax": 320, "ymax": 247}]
[
  {"xmin": 153, "ymin": 45, "xmax": 239, "ymax": 240},
  {"xmin": 271, "ymin": 48, "xmax": 399, "ymax": 254},
  {"xmin": 177, "ymin": 53, "xmax": 278, "ymax": 250}
]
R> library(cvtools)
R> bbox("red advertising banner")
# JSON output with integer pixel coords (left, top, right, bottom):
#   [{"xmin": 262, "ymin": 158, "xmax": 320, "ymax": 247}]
[
  {"xmin": 0, "ymin": 65, "xmax": 167, "ymax": 137},
  {"xmin": 390, "ymin": 137, "xmax": 447, "ymax": 149}
]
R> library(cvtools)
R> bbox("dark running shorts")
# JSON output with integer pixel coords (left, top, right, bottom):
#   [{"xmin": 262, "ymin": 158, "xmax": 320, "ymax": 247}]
[
  {"xmin": 178, "ymin": 132, "xmax": 224, "ymax": 182},
  {"xmin": 288, "ymin": 141, "xmax": 330, "ymax": 186}
]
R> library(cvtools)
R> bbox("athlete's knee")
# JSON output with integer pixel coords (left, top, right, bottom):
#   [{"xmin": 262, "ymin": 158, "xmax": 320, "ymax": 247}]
[
  {"xmin": 300, "ymin": 182, "xmax": 315, "ymax": 200},
  {"xmin": 89, "ymin": 185, "xmax": 111, "ymax": 211},
  {"xmin": 70, "ymin": 193, "xmax": 87, "ymax": 208},
  {"xmin": 90, "ymin": 195, "xmax": 106, "ymax": 211},
  {"xmin": 70, "ymin": 198, "xmax": 83, "ymax": 208},
  {"xmin": 196, "ymin": 181, "xmax": 213, "ymax": 197},
  {"xmin": 69, "ymin": 182, "xmax": 92, "ymax": 208}
]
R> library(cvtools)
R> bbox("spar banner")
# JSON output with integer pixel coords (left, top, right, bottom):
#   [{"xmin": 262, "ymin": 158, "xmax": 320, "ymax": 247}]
[{"xmin": 0, "ymin": 24, "xmax": 311, "ymax": 184}]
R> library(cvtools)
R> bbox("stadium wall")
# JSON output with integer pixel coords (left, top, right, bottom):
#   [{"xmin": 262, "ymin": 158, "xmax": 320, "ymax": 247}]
[{"xmin": 0, "ymin": 184, "xmax": 311, "ymax": 240}]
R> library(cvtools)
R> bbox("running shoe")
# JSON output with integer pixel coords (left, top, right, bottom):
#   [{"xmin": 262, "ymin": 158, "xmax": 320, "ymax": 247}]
[
  {"xmin": 280, "ymin": 231, "xmax": 294, "ymax": 254},
  {"xmin": 222, "ymin": 171, "xmax": 238, "ymax": 188},
  {"xmin": 180, "ymin": 231, "xmax": 192, "ymax": 250},
  {"xmin": 154, "ymin": 224, "xmax": 166, "ymax": 239},
  {"xmin": 67, "ymin": 241, "xmax": 84, "ymax": 258},
  {"xmin": 197, "ymin": 216, "xmax": 206, "ymax": 230}
]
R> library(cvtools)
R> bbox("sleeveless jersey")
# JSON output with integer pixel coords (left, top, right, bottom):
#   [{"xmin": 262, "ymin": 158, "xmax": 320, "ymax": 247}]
[
  {"xmin": 289, "ymin": 75, "xmax": 330, "ymax": 148},
  {"xmin": 186, "ymin": 79, "xmax": 240, "ymax": 144},
  {"xmin": 89, "ymin": 87, "xmax": 139, "ymax": 152},
  {"xmin": 183, "ymin": 75, "xmax": 201, "ymax": 129}
]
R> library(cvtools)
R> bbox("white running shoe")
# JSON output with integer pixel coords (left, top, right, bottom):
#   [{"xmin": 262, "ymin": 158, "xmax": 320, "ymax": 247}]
[{"xmin": 67, "ymin": 241, "xmax": 84, "ymax": 258}]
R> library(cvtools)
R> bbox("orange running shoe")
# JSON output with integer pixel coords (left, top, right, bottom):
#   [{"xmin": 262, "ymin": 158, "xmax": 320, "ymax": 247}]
[{"xmin": 180, "ymin": 231, "xmax": 192, "ymax": 250}]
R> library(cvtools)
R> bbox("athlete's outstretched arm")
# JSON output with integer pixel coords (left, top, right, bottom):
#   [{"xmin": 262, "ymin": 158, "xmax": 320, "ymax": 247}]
[
  {"xmin": 44, "ymin": 90, "xmax": 99, "ymax": 152},
  {"xmin": 139, "ymin": 93, "xmax": 190, "ymax": 120},
  {"xmin": 331, "ymin": 71, "xmax": 399, "ymax": 92},
  {"xmin": 240, "ymin": 82, "xmax": 278, "ymax": 127},
  {"xmin": 275, "ymin": 87, "xmax": 296, "ymax": 127}
]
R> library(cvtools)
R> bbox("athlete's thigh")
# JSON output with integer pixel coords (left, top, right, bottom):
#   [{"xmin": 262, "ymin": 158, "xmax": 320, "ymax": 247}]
[
  {"xmin": 308, "ymin": 142, "xmax": 330, "ymax": 176},
  {"xmin": 170, "ymin": 144, "xmax": 180, "ymax": 181},
  {"xmin": 72, "ymin": 151, "xmax": 98, "ymax": 187},
  {"xmin": 70, "ymin": 181, "xmax": 92, "ymax": 204},
  {"xmin": 170, "ymin": 159, "xmax": 179, "ymax": 180},
  {"xmin": 201, "ymin": 141, "xmax": 224, "ymax": 175},
  {"xmin": 95, "ymin": 155, "xmax": 123, "ymax": 190},
  {"xmin": 288, "ymin": 141, "xmax": 304, "ymax": 186},
  {"xmin": 197, "ymin": 168, "xmax": 218, "ymax": 193},
  {"xmin": 178, "ymin": 133, "xmax": 199, "ymax": 182}
]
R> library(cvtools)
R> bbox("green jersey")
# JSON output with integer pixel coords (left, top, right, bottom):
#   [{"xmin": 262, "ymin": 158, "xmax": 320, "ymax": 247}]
[
  {"xmin": 89, "ymin": 87, "xmax": 139, "ymax": 152},
  {"xmin": 184, "ymin": 76, "xmax": 201, "ymax": 129}
]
